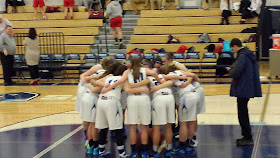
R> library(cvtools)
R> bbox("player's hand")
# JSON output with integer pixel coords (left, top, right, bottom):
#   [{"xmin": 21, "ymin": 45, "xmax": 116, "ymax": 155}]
[
  {"xmin": 4, "ymin": 50, "xmax": 8, "ymax": 56},
  {"xmin": 187, "ymin": 77, "xmax": 193, "ymax": 82},
  {"xmin": 101, "ymin": 87, "xmax": 110, "ymax": 94},
  {"xmin": 84, "ymin": 76, "xmax": 91, "ymax": 83},
  {"xmin": 142, "ymin": 87, "xmax": 150, "ymax": 95},
  {"xmin": 150, "ymin": 86, "xmax": 159, "ymax": 92},
  {"xmin": 159, "ymin": 79, "xmax": 165, "ymax": 84},
  {"xmin": 104, "ymin": 83, "xmax": 110, "ymax": 88},
  {"xmin": 81, "ymin": 77, "xmax": 87, "ymax": 84}
]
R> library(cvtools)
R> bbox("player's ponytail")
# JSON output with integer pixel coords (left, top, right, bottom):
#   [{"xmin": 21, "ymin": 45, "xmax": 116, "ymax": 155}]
[
  {"xmin": 98, "ymin": 61, "xmax": 121, "ymax": 79},
  {"xmin": 130, "ymin": 57, "xmax": 141, "ymax": 80}
]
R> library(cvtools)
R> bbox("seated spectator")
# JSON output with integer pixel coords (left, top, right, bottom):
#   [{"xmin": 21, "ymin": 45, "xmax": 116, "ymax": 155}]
[
  {"xmin": 64, "ymin": 0, "xmax": 75, "ymax": 20},
  {"xmin": 220, "ymin": 0, "xmax": 233, "ymax": 25},
  {"xmin": 23, "ymin": 28, "xmax": 40, "ymax": 85},
  {"xmin": 33, "ymin": 0, "xmax": 47, "ymax": 20},
  {"xmin": 239, "ymin": 0, "xmax": 262, "ymax": 24},
  {"xmin": 6, "ymin": 0, "xmax": 25, "ymax": 13}
]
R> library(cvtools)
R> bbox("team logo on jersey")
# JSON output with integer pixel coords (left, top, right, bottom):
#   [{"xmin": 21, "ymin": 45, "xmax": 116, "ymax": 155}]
[{"xmin": 0, "ymin": 92, "xmax": 40, "ymax": 102}]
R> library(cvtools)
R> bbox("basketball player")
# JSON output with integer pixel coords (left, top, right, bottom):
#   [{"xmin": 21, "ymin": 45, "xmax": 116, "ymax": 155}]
[
  {"xmin": 102, "ymin": 57, "xmax": 163, "ymax": 158},
  {"xmin": 76, "ymin": 56, "xmax": 114, "ymax": 148},
  {"xmin": 148, "ymin": 66, "xmax": 175, "ymax": 158},
  {"xmin": 165, "ymin": 64, "xmax": 199, "ymax": 154},
  {"xmin": 93, "ymin": 63, "xmax": 128, "ymax": 158}
]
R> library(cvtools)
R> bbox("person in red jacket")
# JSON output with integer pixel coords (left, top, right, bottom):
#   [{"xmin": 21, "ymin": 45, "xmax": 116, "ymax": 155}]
[
  {"xmin": 64, "ymin": 0, "xmax": 74, "ymax": 20},
  {"xmin": 33, "ymin": 0, "xmax": 47, "ymax": 20}
]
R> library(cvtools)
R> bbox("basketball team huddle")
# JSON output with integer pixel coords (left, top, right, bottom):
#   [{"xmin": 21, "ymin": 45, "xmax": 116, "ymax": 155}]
[{"xmin": 76, "ymin": 52, "xmax": 205, "ymax": 158}]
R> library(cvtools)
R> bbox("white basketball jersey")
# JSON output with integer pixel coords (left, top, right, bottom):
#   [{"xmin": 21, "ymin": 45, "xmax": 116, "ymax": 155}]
[
  {"xmin": 90, "ymin": 68, "xmax": 106, "ymax": 77},
  {"xmin": 169, "ymin": 70, "xmax": 195, "ymax": 97},
  {"xmin": 148, "ymin": 74, "xmax": 172, "ymax": 98},
  {"xmin": 128, "ymin": 67, "xmax": 147, "ymax": 88},
  {"xmin": 102, "ymin": 76, "xmax": 123, "ymax": 100}
]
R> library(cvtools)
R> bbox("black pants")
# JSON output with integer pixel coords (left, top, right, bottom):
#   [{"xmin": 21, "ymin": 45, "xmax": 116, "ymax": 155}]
[
  {"xmin": 0, "ymin": 53, "xmax": 15, "ymax": 83},
  {"xmin": 222, "ymin": 10, "xmax": 232, "ymax": 20},
  {"xmin": 237, "ymin": 97, "xmax": 252, "ymax": 140},
  {"xmin": 28, "ymin": 65, "xmax": 40, "ymax": 79}
]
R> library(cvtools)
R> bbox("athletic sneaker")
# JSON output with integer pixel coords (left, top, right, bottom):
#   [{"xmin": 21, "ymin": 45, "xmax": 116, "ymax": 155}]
[
  {"xmin": 118, "ymin": 42, "xmax": 123, "ymax": 49},
  {"xmin": 236, "ymin": 137, "xmax": 254, "ymax": 146},
  {"xmin": 114, "ymin": 42, "xmax": 119, "ymax": 45},
  {"xmin": 150, "ymin": 151, "xmax": 159, "ymax": 158},
  {"xmin": 165, "ymin": 150, "xmax": 172, "ymax": 157},
  {"xmin": 130, "ymin": 152, "xmax": 138, "ymax": 158},
  {"xmin": 141, "ymin": 152, "xmax": 148, "ymax": 158},
  {"xmin": 87, "ymin": 146, "xmax": 94, "ymax": 154},
  {"xmin": 84, "ymin": 140, "xmax": 89, "ymax": 148},
  {"xmin": 190, "ymin": 136, "xmax": 198, "ymax": 147},
  {"xmin": 93, "ymin": 147, "xmax": 99, "ymax": 156},
  {"xmin": 99, "ymin": 150, "xmax": 109, "ymax": 158},
  {"xmin": 119, "ymin": 151, "xmax": 127, "ymax": 158}
]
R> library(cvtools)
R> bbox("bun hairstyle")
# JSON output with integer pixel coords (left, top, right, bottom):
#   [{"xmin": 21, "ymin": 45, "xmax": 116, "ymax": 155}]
[
  {"xmin": 165, "ymin": 63, "xmax": 177, "ymax": 74},
  {"xmin": 130, "ymin": 57, "xmax": 141, "ymax": 80},
  {"xmin": 158, "ymin": 65, "xmax": 167, "ymax": 74},
  {"xmin": 100, "ymin": 56, "xmax": 115, "ymax": 70},
  {"xmin": 99, "ymin": 61, "xmax": 121, "ymax": 79}
]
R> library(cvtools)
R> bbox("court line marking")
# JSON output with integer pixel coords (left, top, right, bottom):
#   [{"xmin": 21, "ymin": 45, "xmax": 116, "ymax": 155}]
[
  {"xmin": 33, "ymin": 125, "xmax": 83, "ymax": 158},
  {"xmin": 251, "ymin": 125, "xmax": 263, "ymax": 158},
  {"xmin": 39, "ymin": 82, "xmax": 61, "ymax": 91}
]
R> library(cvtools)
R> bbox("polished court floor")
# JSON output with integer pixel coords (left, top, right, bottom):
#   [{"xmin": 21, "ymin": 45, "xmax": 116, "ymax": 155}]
[{"xmin": 0, "ymin": 63, "xmax": 280, "ymax": 158}]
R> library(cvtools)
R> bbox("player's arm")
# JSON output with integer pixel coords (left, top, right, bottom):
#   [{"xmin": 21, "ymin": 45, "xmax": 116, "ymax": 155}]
[
  {"xmin": 180, "ymin": 71, "xmax": 199, "ymax": 82},
  {"xmin": 124, "ymin": 81, "xmax": 149, "ymax": 95},
  {"xmin": 80, "ymin": 65, "xmax": 101, "ymax": 83},
  {"xmin": 92, "ymin": 75, "xmax": 110, "ymax": 87},
  {"xmin": 180, "ymin": 77, "xmax": 193, "ymax": 88},
  {"xmin": 174, "ymin": 62, "xmax": 190, "ymax": 72},
  {"xmin": 88, "ymin": 84, "xmax": 102, "ymax": 93},
  {"xmin": 107, "ymin": 70, "xmax": 129, "ymax": 89},
  {"xmin": 129, "ymin": 79, "xmax": 150, "ymax": 88},
  {"xmin": 162, "ymin": 74, "xmax": 186, "ymax": 81},
  {"xmin": 150, "ymin": 80, "xmax": 174, "ymax": 92},
  {"xmin": 146, "ymin": 68, "xmax": 164, "ymax": 83}
]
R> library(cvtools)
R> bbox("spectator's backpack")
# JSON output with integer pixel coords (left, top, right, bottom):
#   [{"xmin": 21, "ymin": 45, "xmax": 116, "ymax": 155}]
[
  {"xmin": 167, "ymin": 35, "xmax": 180, "ymax": 44},
  {"xmin": 46, "ymin": 6, "xmax": 61, "ymax": 13},
  {"xmin": 196, "ymin": 33, "xmax": 210, "ymax": 43},
  {"xmin": 223, "ymin": 41, "xmax": 234, "ymax": 53},
  {"xmin": 89, "ymin": 11, "xmax": 104, "ymax": 19},
  {"xmin": 176, "ymin": 45, "xmax": 187, "ymax": 53},
  {"xmin": 244, "ymin": 34, "xmax": 257, "ymax": 43}
]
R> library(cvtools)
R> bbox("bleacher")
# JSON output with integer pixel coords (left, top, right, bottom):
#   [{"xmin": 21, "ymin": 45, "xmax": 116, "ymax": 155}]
[
  {"xmin": 0, "ymin": 3, "xmax": 258, "ymax": 81},
  {"xmin": 126, "ymin": 8, "xmax": 258, "ymax": 78}
]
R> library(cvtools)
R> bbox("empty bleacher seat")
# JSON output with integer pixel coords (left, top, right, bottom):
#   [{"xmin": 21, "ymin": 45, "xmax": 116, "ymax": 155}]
[
  {"xmin": 115, "ymin": 53, "xmax": 126, "ymax": 63},
  {"xmin": 50, "ymin": 54, "xmax": 66, "ymax": 70},
  {"xmin": 39, "ymin": 54, "xmax": 52, "ymax": 70},
  {"xmin": 173, "ymin": 53, "xmax": 185, "ymax": 63},
  {"xmin": 143, "ymin": 53, "xmax": 155, "ymax": 60},
  {"xmin": 129, "ymin": 53, "xmax": 142, "ymax": 59},
  {"xmin": 185, "ymin": 52, "xmax": 201, "ymax": 70}
]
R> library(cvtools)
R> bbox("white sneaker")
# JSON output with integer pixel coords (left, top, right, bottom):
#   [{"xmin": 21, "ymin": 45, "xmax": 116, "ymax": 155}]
[
  {"xmin": 160, "ymin": 6, "xmax": 165, "ymax": 10},
  {"xmin": 176, "ymin": 5, "xmax": 180, "ymax": 10}
]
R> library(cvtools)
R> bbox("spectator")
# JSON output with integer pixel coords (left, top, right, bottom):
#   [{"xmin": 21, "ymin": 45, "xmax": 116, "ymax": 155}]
[
  {"xmin": 220, "ymin": 0, "xmax": 232, "ymax": 25},
  {"xmin": 6, "ymin": 0, "xmax": 25, "ymax": 13},
  {"xmin": 239, "ymin": 0, "xmax": 262, "ymax": 24},
  {"xmin": 64, "ymin": 0, "xmax": 75, "ymax": 20},
  {"xmin": 33, "ymin": 0, "xmax": 47, "ymax": 20},
  {"xmin": 0, "ymin": 15, "xmax": 12, "ymax": 34},
  {"xmin": 23, "ymin": 28, "xmax": 40, "ymax": 85},
  {"xmin": 105, "ymin": 0, "xmax": 123, "ymax": 48},
  {"xmin": 0, "ymin": 25, "xmax": 16, "ymax": 86},
  {"xmin": 228, "ymin": 38, "xmax": 262, "ymax": 146}
]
